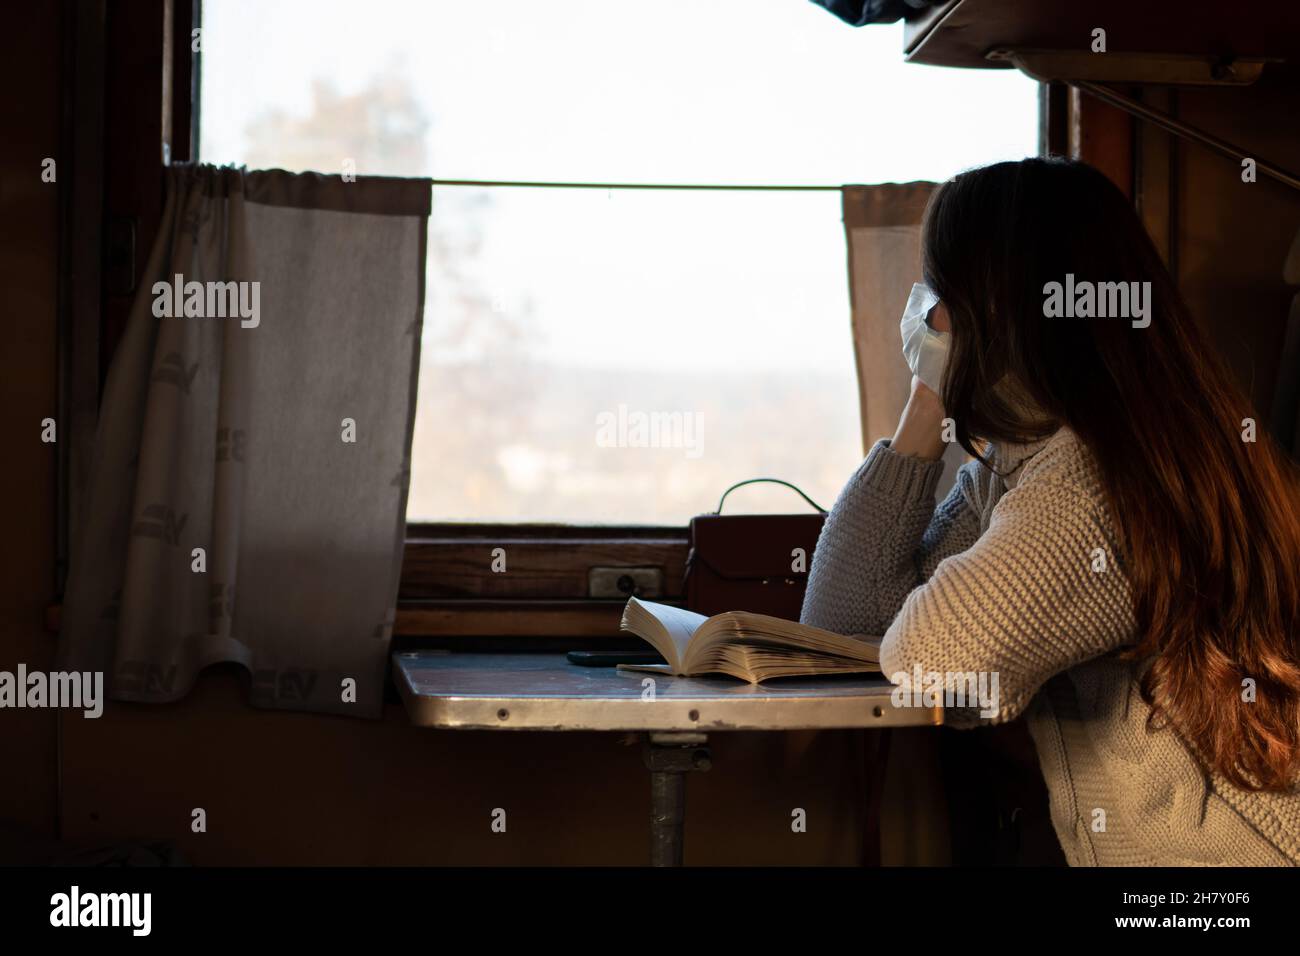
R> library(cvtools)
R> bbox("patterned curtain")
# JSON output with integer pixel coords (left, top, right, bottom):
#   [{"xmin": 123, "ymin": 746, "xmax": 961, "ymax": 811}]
[{"xmin": 59, "ymin": 165, "xmax": 430, "ymax": 718}]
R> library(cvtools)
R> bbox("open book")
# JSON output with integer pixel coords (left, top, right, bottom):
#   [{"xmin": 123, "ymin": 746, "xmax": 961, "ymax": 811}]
[{"xmin": 618, "ymin": 597, "xmax": 881, "ymax": 683}]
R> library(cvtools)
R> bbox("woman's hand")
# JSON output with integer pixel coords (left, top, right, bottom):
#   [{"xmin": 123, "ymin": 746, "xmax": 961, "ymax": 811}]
[{"xmin": 890, "ymin": 375, "xmax": 948, "ymax": 461}]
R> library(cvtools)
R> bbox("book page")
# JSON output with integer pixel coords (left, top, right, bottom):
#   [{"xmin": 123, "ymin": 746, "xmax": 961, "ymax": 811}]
[
  {"xmin": 621, "ymin": 598, "xmax": 709, "ymax": 673},
  {"xmin": 688, "ymin": 610, "xmax": 881, "ymax": 667}
]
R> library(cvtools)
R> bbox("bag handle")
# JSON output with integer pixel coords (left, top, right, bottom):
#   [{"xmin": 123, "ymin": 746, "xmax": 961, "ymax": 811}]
[{"xmin": 714, "ymin": 478, "xmax": 827, "ymax": 515}]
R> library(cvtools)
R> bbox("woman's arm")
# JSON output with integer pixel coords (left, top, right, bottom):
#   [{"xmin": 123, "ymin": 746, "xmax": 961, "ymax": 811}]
[
  {"xmin": 800, "ymin": 378, "xmax": 982, "ymax": 637},
  {"xmin": 889, "ymin": 373, "xmax": 948, "ymax": 461},
  {"xmin": 880, "ymin": 472, "xmax": 1133, "ymax": 726}
]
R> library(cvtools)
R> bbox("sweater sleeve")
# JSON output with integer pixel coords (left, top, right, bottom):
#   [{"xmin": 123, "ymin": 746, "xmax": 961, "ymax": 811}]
[
  {"xmin": 879, "ymin": 474, "xmax": 1134, "ymax": 727},
  {"xmin": 800, "ymin": 439, "xmax": 984, "ymax": 638}
]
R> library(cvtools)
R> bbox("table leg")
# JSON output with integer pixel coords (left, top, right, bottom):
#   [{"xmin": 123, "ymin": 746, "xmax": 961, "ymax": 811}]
[{"xmin": 642, "ymin": 731, "xmax": 711, "ymax": 867}]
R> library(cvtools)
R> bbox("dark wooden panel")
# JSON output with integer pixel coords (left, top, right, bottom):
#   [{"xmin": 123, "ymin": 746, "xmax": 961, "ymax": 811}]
[
  {"xmin": 1069, "ymin": 85, "xmax": 1135, "ymax": 198},
  {"xmin": 907, "ymin": 0, "xmax": 1300, "ymax": 71},
  {"xmin": 166, "ymin": 0, "xmax": 198, "ymax": 164},
  {"xmin": 0, "ymin": 0, "xmax": 66, "ymax": 844},
  {"xmin": 58, "ymin": 0, "xmax": 106, "ymax": 590},
  {"xmin": 1042, "ymin": 80, "xmax": 1069, "ymax": 156},
  {"xmin": 400, "ymin": 531, "xmax": 688, "ymax": 600},
  {"xmin": 101, "ymin": 0, "xmax": 166, "ymax": 377}
]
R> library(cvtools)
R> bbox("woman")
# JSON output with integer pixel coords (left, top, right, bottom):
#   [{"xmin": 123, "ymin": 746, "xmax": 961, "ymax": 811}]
[{"xmin": 802, "ymin": 157, "xmax": 1300, "ymax": 865}]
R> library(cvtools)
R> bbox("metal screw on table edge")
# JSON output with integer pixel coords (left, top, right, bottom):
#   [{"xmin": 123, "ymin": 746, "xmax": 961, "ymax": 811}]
[
  {"xmin": 873, "ymin": 706, "xmax": 883, "ymax": 718},
  {"xmin": 688, "ymin": 709, "xmax": 699, "ymax": 721},
  {"xmin": 497, "ymin": 708, "xmax": 509, "ymax": 721}
]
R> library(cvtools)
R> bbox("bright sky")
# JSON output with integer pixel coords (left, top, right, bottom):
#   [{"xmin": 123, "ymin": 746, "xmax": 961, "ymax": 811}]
[{"xmin": 200, "ymin": 0, "xmax": 1039, "ymax": 372}]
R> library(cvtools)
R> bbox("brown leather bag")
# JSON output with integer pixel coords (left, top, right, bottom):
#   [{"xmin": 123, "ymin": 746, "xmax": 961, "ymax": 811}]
[{"xmin": 684, "ymin": 479, "xmax": 827, "ymax": 621}]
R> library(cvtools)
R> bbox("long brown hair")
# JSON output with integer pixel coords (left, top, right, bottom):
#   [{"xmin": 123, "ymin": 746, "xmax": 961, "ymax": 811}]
[{"xmin": 922, "ymin": 157, "xmax": 1300, "ymax": 791}]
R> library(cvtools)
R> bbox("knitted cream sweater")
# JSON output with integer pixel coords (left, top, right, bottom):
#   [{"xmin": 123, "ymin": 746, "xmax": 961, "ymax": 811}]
[{"xmin": 801, "ymin": 427, "xmax": 1300, "ymax": 865}]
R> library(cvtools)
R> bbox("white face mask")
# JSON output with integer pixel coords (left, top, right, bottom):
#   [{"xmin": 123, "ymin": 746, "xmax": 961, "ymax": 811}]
[{"xmin": 899, "ymin": 281, "xmax": 949, "ymax": 393}]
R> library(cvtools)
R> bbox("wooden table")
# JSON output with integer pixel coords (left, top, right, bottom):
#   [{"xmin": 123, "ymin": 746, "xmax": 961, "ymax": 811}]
[{"xmin": 393, "ymin": 652, "xmax": 942, "ymax": 865}]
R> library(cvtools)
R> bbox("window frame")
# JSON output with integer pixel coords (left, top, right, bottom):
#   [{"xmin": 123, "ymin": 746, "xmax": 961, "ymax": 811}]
[{"xmin": 75, "ymin": 7, "xmax": 1060, "ymax": 646}]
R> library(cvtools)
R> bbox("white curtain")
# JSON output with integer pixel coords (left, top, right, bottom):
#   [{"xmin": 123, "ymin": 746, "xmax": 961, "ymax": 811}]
[
  {"xmin": 843, "ymin": 182, "xmax": 955, "ymax": 865},
  {"xmin": 59, "ymin": 165, "xmax": 430, "ymax": 718}
]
